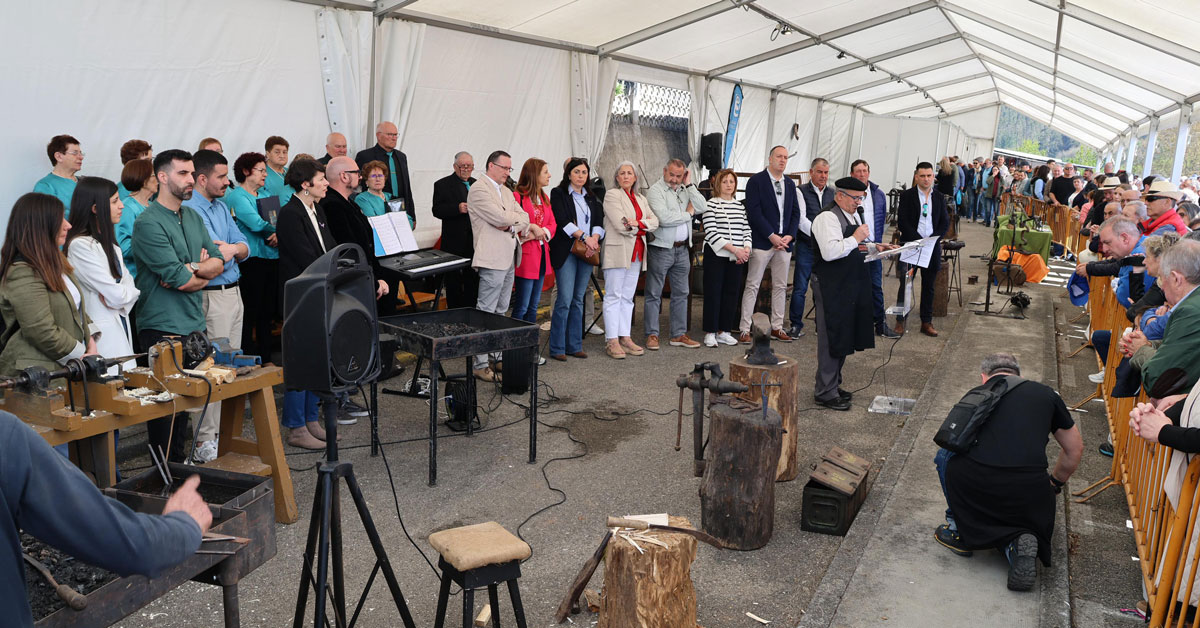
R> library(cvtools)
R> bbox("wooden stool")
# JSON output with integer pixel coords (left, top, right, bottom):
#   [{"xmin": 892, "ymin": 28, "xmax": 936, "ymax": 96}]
[{"xmin": 429, "ymin": 522, "xmax": 531, "ymax": 628}]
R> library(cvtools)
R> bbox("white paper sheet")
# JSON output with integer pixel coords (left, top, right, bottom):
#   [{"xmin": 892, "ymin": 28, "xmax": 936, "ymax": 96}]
[{"xmin": 898, "ymin": 236, "xmax": 941, "ymax": 269}]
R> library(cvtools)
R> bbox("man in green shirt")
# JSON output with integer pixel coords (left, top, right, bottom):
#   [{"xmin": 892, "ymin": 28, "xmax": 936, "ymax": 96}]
[
  {"xmin": 32, "ymin": 134, "xmax": 82, "ymax": 208},
  {"xmin": 130, "ymin": 149, "xmax": 225, "ymax": 462}
]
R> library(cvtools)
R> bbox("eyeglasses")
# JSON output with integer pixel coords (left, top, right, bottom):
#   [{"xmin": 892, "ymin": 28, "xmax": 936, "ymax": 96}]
[
  {"xmin": 251, "ymin": 167, "xmax": 267, "ymax": 174},
  {"xmin": 368, "ymin": 173, "xmax": 386, "ymax": 179},
  {"xmin": 921, "ymin": 202, "xmax": 929, "ymax": 217},
  {"xmin": 345, "ymin": 170, "xmax": 360, "ymax": 176},
  {"xmin": 380, "ymin": 133, "xmax": 399, "ymax": 138},
  {"xmin": 839, "ymin": 190, "xmax": 865, "ymax": 204},
  {"xmin": 64, "ymin": 150, "xmax": 84, "ymax": 157},
  {"xmin": 455, "ymin": 164, "xmax": 474, "ymax": 169},
  {"xmin": 492, "ymin": 164, "xmax": 514, "ymax": 173}
]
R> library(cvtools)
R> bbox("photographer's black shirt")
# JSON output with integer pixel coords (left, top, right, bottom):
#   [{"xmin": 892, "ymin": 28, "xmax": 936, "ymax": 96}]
[{"xmin": 966, "ymin": 380, "xmax": 1074, "ymax": 468}]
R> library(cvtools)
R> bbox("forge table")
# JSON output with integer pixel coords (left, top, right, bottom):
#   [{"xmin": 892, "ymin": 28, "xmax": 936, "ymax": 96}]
[{"xmin": 379, "ymin": 309, "xmax": 540, "ymax": 485}]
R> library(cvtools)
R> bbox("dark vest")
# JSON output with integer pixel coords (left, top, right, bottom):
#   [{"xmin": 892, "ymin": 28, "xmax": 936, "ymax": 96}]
[{"xmin": 812, "ymin": 208, "xmax": 875, "ymax": 358}]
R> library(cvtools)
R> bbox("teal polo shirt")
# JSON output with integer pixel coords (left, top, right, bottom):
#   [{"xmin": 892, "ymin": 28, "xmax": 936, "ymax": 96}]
[
  {"xmin": 264, "ymin": 166, "xmax": 293, "ymax": 206},
  {"xmin": 130, "ymin": 200, "xmax": 223, "ymax": 335},
  {"xmin": 33, "ymin": 173, "xmax": 76, "ymax": 208}
]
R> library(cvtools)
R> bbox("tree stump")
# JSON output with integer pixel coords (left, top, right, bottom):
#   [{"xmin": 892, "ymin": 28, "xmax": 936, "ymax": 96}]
[
  {"xmin": 599, "ymin": 515, "xmax": 698, "ymax": 628},
  {"xmin": 700, "ymin": 396, "xmax": 782, "ymax": 550},
  {"xmin": 933, "ymin": 265, "xmax": 949, "ymax": 317},
  {"xmin": 728, "ymin": 353, "xmax": 800, "ymax": 481}
]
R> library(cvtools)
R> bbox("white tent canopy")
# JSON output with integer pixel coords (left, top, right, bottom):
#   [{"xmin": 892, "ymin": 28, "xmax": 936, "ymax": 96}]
[{"xmin": 5, "ymin": 0, "xmax": 1198, "ymax": 238}]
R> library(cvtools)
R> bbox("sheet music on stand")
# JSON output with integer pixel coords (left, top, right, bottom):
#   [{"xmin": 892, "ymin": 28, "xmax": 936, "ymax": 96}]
[
  {"xmin": 898, "ymin": 236, "xmax": 941, "ymax": 269},
  {"xmin": 368, "ymin": 213, "xmax": 419, "ymax": 257}
]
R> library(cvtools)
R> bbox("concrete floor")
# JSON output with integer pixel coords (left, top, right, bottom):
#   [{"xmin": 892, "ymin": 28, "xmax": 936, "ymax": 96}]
[{"xmin": 101, "ymin": 219, "xmax": 1144, "ymax": 627}]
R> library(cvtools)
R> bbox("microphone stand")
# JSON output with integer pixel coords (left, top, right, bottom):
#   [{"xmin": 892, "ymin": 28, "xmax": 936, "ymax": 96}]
[{"xmin": 972, "ymin": 195, "xmax": 1025, "ymax": 319}]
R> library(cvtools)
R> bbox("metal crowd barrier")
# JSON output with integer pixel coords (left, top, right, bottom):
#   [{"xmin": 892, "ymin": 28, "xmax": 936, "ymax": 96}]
[{"xmin": 1069, "ymin": 268, "xmax": 1200, "ymax": 626}]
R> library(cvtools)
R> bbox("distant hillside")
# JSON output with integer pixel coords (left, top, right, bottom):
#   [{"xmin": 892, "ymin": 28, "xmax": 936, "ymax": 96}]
[{"xmin": 995, "ymin": 105, "xmax": 1082, "ymax": 161}]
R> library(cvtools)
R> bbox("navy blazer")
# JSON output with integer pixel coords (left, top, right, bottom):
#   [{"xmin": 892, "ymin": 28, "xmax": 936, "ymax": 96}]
[
  {"xmin": 744, "ymin": 170, "xmax": 801, "ymax": 251},
  {"xmin": 896, "ymin": 187, "xmax": 949, "ymax": 244}
]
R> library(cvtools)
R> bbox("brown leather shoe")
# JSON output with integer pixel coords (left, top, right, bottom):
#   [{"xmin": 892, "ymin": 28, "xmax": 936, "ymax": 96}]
[
  {"xmin": 895, "ymin": 321, "xmax": 906, "ymax": 335},
  {"xmin": 739, "ymin": 331, "xmax": 752, "ymax": 344},
  {"xmin": 770, "ymin": 329, "xmax": 794, "ymax": 342},
  {"xmin": 287, "ymin": 425, "xmax": 326, "ymax": 450},
  {"xmin": 570, "ymin": 351, "xmax": 588, "ymax": 359},
  {"xmin": 646, "ymin": 335, "xmax": 660, "ymax": 351},
  {"xmin": 669, "ymin": 334, "xmax": 701, "ymax": 348},
  {"xmin": 921, "ymin": 322, "xmax": 939, "ymax": 337},
  {"xmin": 550, "ymin": 354, "xmax": 567, "ymax": 362}
]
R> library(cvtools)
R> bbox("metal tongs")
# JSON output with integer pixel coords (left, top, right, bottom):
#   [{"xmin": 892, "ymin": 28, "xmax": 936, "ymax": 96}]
[{"xmin": 147, "ymin": 444, "xmax": 173, "ymax": 496}]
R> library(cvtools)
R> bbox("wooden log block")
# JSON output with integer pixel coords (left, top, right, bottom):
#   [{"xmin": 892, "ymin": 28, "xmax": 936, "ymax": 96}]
[
  {"xmin": 729, "ymin": 354, "xmax": 800, "ymax": 481},
  {"xmin": 700, "ymin": 396, "xmax": 781, "ymax": 550},
  {"xmin": 933, "ymin": 265, "xmax": 949, "ymax": 317},
  {"xmin": 599, "ymin": 515, "xmax": 698, "ymax": 628}
]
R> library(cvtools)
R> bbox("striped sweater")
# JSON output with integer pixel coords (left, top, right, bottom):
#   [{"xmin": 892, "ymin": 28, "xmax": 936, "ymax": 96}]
[{"xmin": 703, "ymin": 197, "xmax": 752, "ymax": 260}]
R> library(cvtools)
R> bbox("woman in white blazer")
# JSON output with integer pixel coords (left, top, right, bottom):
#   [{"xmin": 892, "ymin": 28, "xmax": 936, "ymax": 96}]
[
  {"xmin": 63, "ymin": 177, "xmax": 139, "ymax": 374},
  {"xmin": 601, "ymin": 161, "xmax": 658, "ymax": 359}
]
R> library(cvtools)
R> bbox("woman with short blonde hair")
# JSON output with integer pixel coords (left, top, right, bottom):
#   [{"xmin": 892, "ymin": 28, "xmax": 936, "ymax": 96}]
[{"xmin": 601, "ymin": 161, "xmax": 658, "ymax": 358}]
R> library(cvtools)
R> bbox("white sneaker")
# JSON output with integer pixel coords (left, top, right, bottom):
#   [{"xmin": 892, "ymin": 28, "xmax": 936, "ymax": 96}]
[
  {"xmin": 1088, "ymin": 370, "xmax": 1105, "ymax": 384},
  {"xmin": 539, "ymin": 320, "xmax": 551, "ymax": 331},
  {"xmin": 537, "ymin": 355, "xmax": 547, "ymax": 365},
  {"xmin": 588, "ymin": 324, "xmax": 605, "ymax": 335},
  {"xmin": 704, "ymin": 333, "xmax": 718, "ymax": 347},
  {"xmin": 716, "ymin": 332, "xmax": 738, "ymax": 346},
  {"xmin": 192, "ymin": 440, "xmax": 218, "ymax": 464}
]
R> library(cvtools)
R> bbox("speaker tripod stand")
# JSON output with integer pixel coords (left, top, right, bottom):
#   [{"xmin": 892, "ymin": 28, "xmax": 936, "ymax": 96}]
[{"xmin": 293, "ymin": 397, "xmax": 417, "ymax": 628}]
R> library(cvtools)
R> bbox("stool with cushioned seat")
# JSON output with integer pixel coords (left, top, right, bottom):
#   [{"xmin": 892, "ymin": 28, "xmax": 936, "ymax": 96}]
[{"xmin": 429, "ymin": 521, "xmax": 531, "ymax": 628}]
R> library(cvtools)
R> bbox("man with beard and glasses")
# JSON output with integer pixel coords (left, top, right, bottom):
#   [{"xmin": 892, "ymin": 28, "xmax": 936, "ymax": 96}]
[{"xmin": 130, "ymin": 149, "xmax": 225, "ymax": 462}]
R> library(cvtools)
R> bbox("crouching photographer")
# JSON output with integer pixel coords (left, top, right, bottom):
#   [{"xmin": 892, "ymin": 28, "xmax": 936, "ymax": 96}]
[{"xmin": 932, "ymin": 352, "xmax": 1083, "ymax": 591}]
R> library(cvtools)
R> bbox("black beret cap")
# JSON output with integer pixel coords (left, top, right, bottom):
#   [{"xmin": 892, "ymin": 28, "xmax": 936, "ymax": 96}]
[{"xmin": 835, "ymin": 176, "xmax": 867, "ymax": 192}]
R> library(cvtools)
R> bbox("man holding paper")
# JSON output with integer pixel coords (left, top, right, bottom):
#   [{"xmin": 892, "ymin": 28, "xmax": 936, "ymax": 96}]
[
  {"xmin": 810, "ymin": 177, "xmax": 896, "ymax": 410},
  {"xmin": 895, "ymin": 162, "xmax": 949, "ymax": 337}
]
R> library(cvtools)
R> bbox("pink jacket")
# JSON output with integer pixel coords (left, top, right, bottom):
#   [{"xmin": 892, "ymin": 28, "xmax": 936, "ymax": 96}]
[{"xmin": 514, "ymin": 191, "xmax": 557, "ymax": 279}]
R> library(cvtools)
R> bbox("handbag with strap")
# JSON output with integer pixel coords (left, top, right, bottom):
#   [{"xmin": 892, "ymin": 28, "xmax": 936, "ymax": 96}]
[{"xmin": 570, "ymin": 237, "xmax": 600, "ymax": 266}]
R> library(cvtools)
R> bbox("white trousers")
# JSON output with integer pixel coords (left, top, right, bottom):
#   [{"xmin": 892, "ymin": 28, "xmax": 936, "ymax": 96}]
[{"xmin": 603, "ymin": 266, "xmax": 641, "ymax": 340}]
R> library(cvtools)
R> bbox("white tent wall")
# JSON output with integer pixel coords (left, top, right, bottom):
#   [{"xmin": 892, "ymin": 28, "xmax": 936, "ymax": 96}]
[
  {"xmin": 395, "ymin": 25, "xmax": 574, "ymax": 244},
  {"xmin": 770, "ymin": 93, "xmax": 821, "ymax": 174},
  {"xmin": 858, "ymin": 116, "xmax": 905, "ymax": 191},
  {"xmin": 2, "ymin": 0, "xmax": 332, "ymax": 227},
  {"xmin": 817, "ymin": 102, "xmax": 855, "ymax": 177},
  {"xmin": 317, "ymin": 9, "xmax": 373, "ymax": 151}
]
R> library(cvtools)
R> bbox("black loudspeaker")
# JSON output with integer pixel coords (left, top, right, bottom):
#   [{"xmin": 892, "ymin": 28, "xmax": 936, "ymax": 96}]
[
  {"xmin": 282, "ymin": 244, "xmax": 380, "ymax": 393},
  {"xmin": 700, "ymin": 132, "xmax": 723, "ymax": 174},
  {"xmin": 500, "ymin": 347, "xmax": 534, "ymax": 395}
]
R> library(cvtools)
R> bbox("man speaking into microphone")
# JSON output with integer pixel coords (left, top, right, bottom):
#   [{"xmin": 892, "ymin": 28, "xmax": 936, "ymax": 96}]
[{"xmin": 811, "ymin": 177, "xmax": 897, "ymax": 410}]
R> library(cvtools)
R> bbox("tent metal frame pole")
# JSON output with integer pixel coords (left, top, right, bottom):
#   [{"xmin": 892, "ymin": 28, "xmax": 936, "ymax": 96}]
[
  {"xmin": 777, "ymin": 34, "xmax": 960, "ymax": 90},
  {"xmin": 706, "ymin": 1, "xmax": 936, "ymax": 79},
  {"xmin": 1125, "ymin": 133, "xmax": 1138, "ymax": 175},
  {"xmin": 1026, "ymin": 0, "xmax": 1200, "ymax": 68},
  {"xmin": 766, "ymin": 90, "xmax": 778, "ymax": 158},
  {"xmin": 599, "ymin": 0, "xmax": 756, "ymax": 57},
  {"xmin": 963, "ymin": 34, "xmax": 1155, "ymax": 118},
  {"xmin": 967, "ymin": 50, "xmax": 1130, "ymax": 130},
  {"xmin": 879, "ymin": 88, "xmax": 996, "ymax": 116},
  {"xmin": 1142, "ymin": 117, "xmax": 1160, "ymax": 178},
  {"xmin": 1171, "ymin": 105, "xmax": 1192, "ymax": 184},
  {"xmin": 996, "ymin": 88, "xmax": 1103, "ymax": 148},
  {"xmin": 941, "ymin": 1, "xmax": 1186, "ymax": 102},
  {"xmin": 812, "ymin": 99, "xmax": 824, "ymax": 163},
  {"xmin": 843, "ymin": 108, "xmax": 857, "ymax": 170}
]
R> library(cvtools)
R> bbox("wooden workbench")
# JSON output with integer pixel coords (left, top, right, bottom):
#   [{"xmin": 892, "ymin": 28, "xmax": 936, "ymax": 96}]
[{"xmin": 5, "ymin": 361, "xmax": 297, "ymax": 524}]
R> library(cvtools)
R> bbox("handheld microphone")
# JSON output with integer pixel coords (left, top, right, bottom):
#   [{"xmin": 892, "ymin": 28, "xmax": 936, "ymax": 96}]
[{"xmin": 857, "ymin": 206, "xmax": 869, "ymax": 242}]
